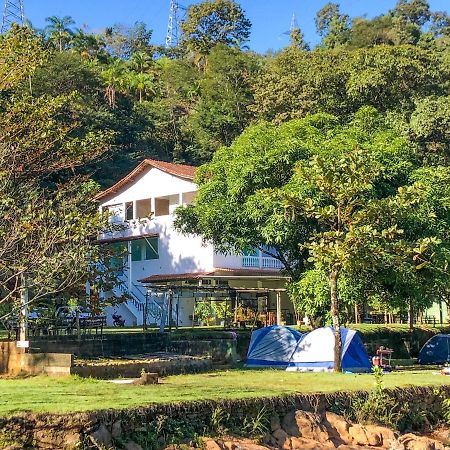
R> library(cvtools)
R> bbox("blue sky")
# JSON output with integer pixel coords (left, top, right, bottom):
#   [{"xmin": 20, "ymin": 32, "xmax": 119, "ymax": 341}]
[{"xmin": 25, "ymin": 0, "xmax": 449, "ymax": 53}]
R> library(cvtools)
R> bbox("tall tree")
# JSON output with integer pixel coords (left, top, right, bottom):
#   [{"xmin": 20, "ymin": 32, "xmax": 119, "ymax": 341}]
[
  {"xmin": 0, "ymin": 27, "xmax": 117, "ymax": 322},
  {"xmin": 180, "ymin": 0, "xmax": 251, "ymax": 55},
  {"xmin": 391, "ymin": 0, "xmax": 431, "ymax": 26},
  {"xmin": 101, "ymin": 22, "xmax": 153, "ymax": 59},
  {"xmin": 315, "ymin": 3, "xmax": 351, "ymax": 48},
  {"xmin": 44, "ymin": 15, "xmax": 75, "ymax": 52},
  {"xmin": 184, "ymin": 44, "xmax": 259, "ymax": 161}
]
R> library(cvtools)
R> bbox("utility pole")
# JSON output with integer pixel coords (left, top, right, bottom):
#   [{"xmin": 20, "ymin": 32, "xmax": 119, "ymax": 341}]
[
  {"xmin": 165, "ymin": 0, "xmax": 179, "ymax": 48},
  {"xmin": 1, "ymin": 0, "xmax": 25, "ymax": 34}
]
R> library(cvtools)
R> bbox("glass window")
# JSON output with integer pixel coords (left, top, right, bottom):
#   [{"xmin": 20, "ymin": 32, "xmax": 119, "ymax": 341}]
[
  {"xmin": 125, "ymin": 202, "xmax": 134, "ymax": 221},
  {"xmin": 130, "ymin": 238, "xmax": 159, "ymax": 261},
  {"xmin": 144, "ymin": 237, "xmax": 159, "ymax": 260},
  {"xmin": 110, "ymin": 242, "xmax": 127, "ymax": 275},
  {"xmin": 131, "ymin": 240, "xmax": 142, "ymax": 261}
]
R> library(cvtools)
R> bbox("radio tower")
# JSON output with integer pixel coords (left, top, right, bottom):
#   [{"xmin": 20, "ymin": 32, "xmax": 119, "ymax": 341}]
[
  {"xmin": 1, "ymin": 0, "xmax": 25, "ymax": 33},
  {"xmin": 165, "ymin": 0, "xmax": 180, "ymax": 48}
]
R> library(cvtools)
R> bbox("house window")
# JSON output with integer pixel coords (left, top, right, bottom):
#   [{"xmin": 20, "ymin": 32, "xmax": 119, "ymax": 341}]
[
  {"xmin": 105, "ymin": 204, "xmax": 124, "ymax": 223},
  {"xmin": 125, "ymin": 201, "xmax": 134, "ymax": 221},
  {"xmin": 131, "ymin": 240, "xmax": 142, "ymax": 261},
  {"xmin": 109, "ymin": 242, "xmax": 127, "ymax": 275},
  {"xmin": 131, "ymin": 238, "xmax": 159, "ymax": 261},
  {"xmin": 155, "ymin": 197, "xmax": 170, "ymax": 216},
  {"xmin": 144, "ymin": 237, "xmax": 159, "ymax": 260},
  {"xmin": 136, "ymin": 199, "xmax": 151, "ymax": 218}
]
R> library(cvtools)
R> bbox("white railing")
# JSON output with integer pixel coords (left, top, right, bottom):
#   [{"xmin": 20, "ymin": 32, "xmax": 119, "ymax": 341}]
[
  {"xmin": 262, "ymin": 257, "xmax": 283, "ymax": 269},
  {"xmin": 242, "ymin": 256, "xmax": 260, "ymax": 267}
]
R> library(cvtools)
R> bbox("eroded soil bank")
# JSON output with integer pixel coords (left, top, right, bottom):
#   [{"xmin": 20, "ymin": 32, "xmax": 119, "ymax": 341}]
[{"xmin": 0, "ymin": 385, "xmax": 449, "ymax": 449}]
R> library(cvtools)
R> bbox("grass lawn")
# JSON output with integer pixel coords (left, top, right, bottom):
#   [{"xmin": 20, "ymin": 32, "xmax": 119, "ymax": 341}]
[{"xmin": 0, "ymin": 369, "xmax": 449, "ymax": 416}]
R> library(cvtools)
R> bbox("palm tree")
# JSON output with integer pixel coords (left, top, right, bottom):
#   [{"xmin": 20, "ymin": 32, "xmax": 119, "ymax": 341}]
[
  {"xmin": 71, "ymin": 29, "xmax": 105, "ymax": 60},
  {"xmin": 44, "ymin": 16, "xmax": 75, "ymax": 52},
  {"xmin": 128, "ymin": 72, "xmax": 156, "ymax": 103},
  {"xmin": 129, "ymin": 51, "xmax": 152, "ymax": 74},
  {"xmin": 101, "ymin": 59, "xmax": 127, "ymax": 108}
]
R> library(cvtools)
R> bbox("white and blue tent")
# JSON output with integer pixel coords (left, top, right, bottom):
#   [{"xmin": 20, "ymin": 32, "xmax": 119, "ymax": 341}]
[
  {"xmin": 246, "ymin": 325, "xmax": 303, "ymax": 368},
  {"xmin": 286, "ymin": 327, "xmax": 371, "ymax": 373}
]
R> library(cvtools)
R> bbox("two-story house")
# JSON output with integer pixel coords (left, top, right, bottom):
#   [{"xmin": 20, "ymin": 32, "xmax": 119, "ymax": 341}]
[{"xmin": 95, "ymin": 159, "xmax": 294, "ymax": 327}]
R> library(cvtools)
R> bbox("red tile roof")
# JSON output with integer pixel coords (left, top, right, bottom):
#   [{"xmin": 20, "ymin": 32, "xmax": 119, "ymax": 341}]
[
  {"xmin": 95, "ymin": 159, "xmax": 197, "ymax": 201},
  {"xmin": 139, "ymin": 268, "xmax": 288, "ymax": 283}
]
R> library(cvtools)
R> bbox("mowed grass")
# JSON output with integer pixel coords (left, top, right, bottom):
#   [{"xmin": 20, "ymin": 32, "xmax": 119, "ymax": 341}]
[{"xmin": 0, "ymin": 369, "xmax": 449, "ymax": 416}]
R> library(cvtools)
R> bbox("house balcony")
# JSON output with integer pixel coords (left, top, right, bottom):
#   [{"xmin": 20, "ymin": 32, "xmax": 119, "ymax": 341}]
[{"xmin": 242, "ymin": 255, "xmax": 283, "ymax": 270}]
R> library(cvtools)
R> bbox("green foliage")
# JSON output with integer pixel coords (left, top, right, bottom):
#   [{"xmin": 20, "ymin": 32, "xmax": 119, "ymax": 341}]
[
  {"xmin": 0, "ymin": 27, "xmax": 122, "ymax": 317},
  {"xmin": 180, "ymin": 0, "xmax": 251, "ymax": 55},
  {"xmin": 350, "ymin": 366, "xmax": 401, "ymax": 428}
]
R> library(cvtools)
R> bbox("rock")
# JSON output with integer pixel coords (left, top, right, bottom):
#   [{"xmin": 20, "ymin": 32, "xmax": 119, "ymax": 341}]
[
  {"xmin": 337, "ymin": 446, "xmax": 373, "ymax": 450},
  {"xmin": 282, "ymin": 410, "xmax": 330, "ymax": 443},
  {"xmin": 364, "ymin": 424, "xmax": 395, "ymax": 448},
  {"xmin": 200, "ymin": 437, "xmax": 222, "ymax": 450},
  {"xmin": 270, "ymin": 415, "xmax": 281, "ymax": 432},
  {"xmin": 64, "ymin": 431, "xmax": 82, "ymax": 447},
  {"xmin": 89, "ymin": 424, "xmax": 112, "ymax": 448},
  {"xmin": 323, "ymin": 411, "xmax": 352, "ymax": 445},
  {"xmin": 397, "ymin": 433, "xmax": 445, "ymax": 450},
  {"xmin": 223, "ymin": 439, "xmax": 268, "ymax": 450},
  {"xmin": 111, "ymin": 420, "xmax": 122, "ymax": 439},
  {"xmin": 348, "ymin": 424, "xmax": 369, "ymax": 446},
  {"xmin": 290, "ymin": 436, "xmax": 334, "ymax": 449},
  {"xmin": 362, "ymin": 426, "xmax": 382, "ymax": 447},
  {"xmin": 124, "ymin": 441, "xmax": 144, "ymax": 450},
  {"xmin": 272, "ymin": 428, "xmax": 289, "ymax": 447}
]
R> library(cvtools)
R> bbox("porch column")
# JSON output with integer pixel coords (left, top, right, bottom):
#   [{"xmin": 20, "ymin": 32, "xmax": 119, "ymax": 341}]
[
  {"xmin": 276, "ymin": 291, "xmax": 282, "ymax": 325},
  {"xmin": 150, "ymin": 197, "xmax": 156, "ymax": 216}
]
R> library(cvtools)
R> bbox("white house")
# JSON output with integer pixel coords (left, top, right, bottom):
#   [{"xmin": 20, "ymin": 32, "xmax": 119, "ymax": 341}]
[{"xmin": 95, "ymin": 159, "xmax": 294, "ymax": 327}]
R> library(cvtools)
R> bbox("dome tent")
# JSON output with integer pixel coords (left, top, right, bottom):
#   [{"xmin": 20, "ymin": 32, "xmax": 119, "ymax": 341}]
[
  {"xmin": 418, "ymin": 334, "xmax": 450, "ymax": 365},
  {"xmin": 245, "ymin": 325, "xmax": 303, "ymax": 368},
  {"xmin": 286, "ymin": 327, "xmax": 371, "ymax": 373}
]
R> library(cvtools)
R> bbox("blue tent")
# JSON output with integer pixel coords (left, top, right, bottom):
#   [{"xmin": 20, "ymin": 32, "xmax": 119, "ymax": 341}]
[
  {"xmin": 418, "ymin": 334, "xmax": 450, "ymax": 365},
  {"xmin": 245, "ymin": 325, "xmax": 303, "ymax": 368},
  {"xmin": 286, "ymin": 327, "xmax": 371, "ymax": 373}
]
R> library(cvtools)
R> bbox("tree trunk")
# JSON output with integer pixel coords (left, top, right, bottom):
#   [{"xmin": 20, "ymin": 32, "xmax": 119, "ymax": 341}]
[
  {"xmin": 19, "ymin": 273, "xmax": 29, "ymax": 342},
  {"xmin": 408, "ymin": 299, "xmax": 414, "ymax": 331},
  {"xmin": 330, "ymin": 269, "xmax": 342, "ymax": 372}
]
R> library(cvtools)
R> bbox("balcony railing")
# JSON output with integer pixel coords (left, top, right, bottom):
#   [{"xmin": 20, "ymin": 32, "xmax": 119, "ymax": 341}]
[
  {"xmin": 242, "ymin": 256, "xmax": 260, "ymax": 267},
  {"xmin": 242, "ymin": 255, "xmax": 282, "ymax": 269},
  {"xmin": 262, "ymin": 257, "xmax": 283, "ymax": 269}
]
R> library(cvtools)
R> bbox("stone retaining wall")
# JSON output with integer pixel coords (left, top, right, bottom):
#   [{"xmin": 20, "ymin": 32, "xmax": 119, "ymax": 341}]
[
  {"xmin": 26, "ymin": 333, "xmax": 237, "ymax": 364},
  {"xmin": 0, "ymin": 385, "xmax": 448, "ymax": 449},
  {"xmin": 71, "ymin": 356, "xmax": 212, "ymax": 378},
  {"xmin": 0, "ymin": 341, "xmax": 72, "ymax": 376}
]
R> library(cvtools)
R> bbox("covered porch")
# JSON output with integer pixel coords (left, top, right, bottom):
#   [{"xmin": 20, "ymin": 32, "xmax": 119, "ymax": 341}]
[{"xmin": 139, "ymin": 269, "xmax": 293, "ymax": 329}]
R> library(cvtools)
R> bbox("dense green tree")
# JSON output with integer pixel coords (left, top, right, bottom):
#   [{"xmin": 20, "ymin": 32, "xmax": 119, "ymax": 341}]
[
  {"xmin": 184, "ymin": 44, "xmax": 260, "ymax": 161},
  {"xmin": 315, "ymin": 3, "xmax": 351, "ymax": 48},
  {"xmin": 0, "ymin": 27, "xmax": 118, "ymax": 320},
  {"xmin": 391, "ymin": 0, "xmax": 431, "ymax": 26},
  {"xmin": 180, "ymin": 0, "xmax": 251, "ymax": 55},
  {"xmin": 290, "ymin": 27, "xmax": 310, "ymax": 51}
]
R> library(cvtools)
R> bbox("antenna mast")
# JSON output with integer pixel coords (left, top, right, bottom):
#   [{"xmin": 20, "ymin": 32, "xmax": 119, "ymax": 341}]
[
  {"xmin": 290, "ymin": 12, "xmax": 298, "ymax": 34},
  {"xmin": 1, "ymin": 0, "xmax": 25, "ymax": 34},
  {"xmin": 166, "ymin": 0, "xmax": 179, "ymax": 48}
]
